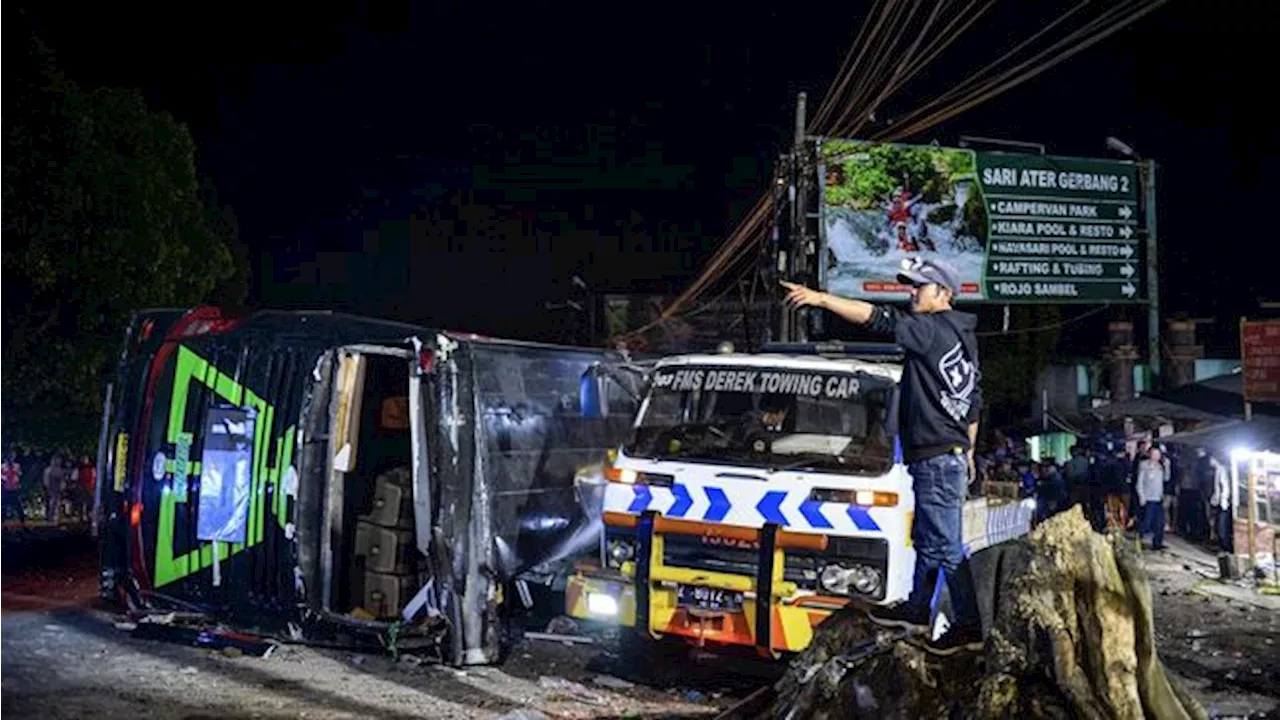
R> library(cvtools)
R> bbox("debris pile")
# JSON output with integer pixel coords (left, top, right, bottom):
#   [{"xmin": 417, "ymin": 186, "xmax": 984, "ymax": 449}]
[{"xmin": 741, "ymin": 506, "xmax": 1208, "ymax": 719}]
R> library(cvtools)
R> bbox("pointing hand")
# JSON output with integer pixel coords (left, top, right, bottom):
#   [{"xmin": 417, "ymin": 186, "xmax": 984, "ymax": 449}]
[{"xmin": 780, "ymin": 281, "xmax": 825, "ymax": 309}]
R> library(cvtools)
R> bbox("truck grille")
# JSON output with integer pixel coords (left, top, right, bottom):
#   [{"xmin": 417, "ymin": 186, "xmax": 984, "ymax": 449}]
[{"xmin": 659, "ymin": 534, "xmax": 888, "ymax": 594}]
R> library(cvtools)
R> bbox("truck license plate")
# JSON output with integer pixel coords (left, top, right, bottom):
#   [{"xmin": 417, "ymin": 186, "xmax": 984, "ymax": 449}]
[{"xmin": 676, "ymin": 584, "xmax": 743, "ymax": 612}]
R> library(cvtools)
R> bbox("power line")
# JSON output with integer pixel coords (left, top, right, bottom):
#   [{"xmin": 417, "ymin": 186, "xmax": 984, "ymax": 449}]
[
  {"xmin": 880, "ymin": 0, "xmax": 1169, "ymax": 141},
  {"xmin": 631, "ymin": 0, "xmax": 1167, "ymax": 344},
  {"xmin": 976, "ymin": 305, "xmax": 1111, "ymax": 338}
]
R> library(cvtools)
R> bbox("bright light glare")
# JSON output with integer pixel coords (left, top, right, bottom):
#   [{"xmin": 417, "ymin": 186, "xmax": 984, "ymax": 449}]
[
  {"xmin": 854, "ymin": 490, "xmax": 874, "ymax": 506},
  {"xmin": 1231, "ymin": 446, "xmax": 1253, "ymax": 461},
  {"xmin": 586, "ymin": 593, "xmax": 619, "ymax": 616}
]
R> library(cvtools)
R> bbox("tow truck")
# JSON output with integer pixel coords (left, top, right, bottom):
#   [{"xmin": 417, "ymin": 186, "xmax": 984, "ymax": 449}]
[{"xmin": 567, "ymin": 341, "xmax": 1034, "ymax": 657}]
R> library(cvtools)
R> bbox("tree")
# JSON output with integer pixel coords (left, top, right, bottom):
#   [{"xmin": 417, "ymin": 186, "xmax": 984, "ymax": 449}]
[{"xmin": 2, "ymin": 34, "xmax": 238, "ymax": 453}]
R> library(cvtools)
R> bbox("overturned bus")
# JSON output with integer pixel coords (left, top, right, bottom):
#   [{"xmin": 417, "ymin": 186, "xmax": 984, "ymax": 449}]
[{"xmin": 96, "ymin": 306, "xmax": 638, "ymax": 664}]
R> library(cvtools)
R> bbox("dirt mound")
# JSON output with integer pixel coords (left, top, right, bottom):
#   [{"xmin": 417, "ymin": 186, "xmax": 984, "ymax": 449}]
[{"xmin": 733, "ymin": 506, "xmax": 1207, "ymax": 720}]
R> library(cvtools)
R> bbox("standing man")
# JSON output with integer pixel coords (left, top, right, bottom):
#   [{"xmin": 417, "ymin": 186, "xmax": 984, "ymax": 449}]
[
  {"xmin": 1208, "ymin": 451, "xmax": 1234, "ymax": 555},
  {"xmin": 1137, "ymin": 447, "xmax": 1168, "ymax": 550},
  {"xmin": 782, "ymin": 256, "xmax": 983, "ymax": 655},
  {"xmin": 1065, "ymin": 444, "xmax": 1092, "ymax": 513},
  {"xmin": 2, "ymin": 452, "xmax": 25, "ymax": 525},
  {"xmin": 43, "ymin": 453, "xmax": 68, "ymax": 524}
]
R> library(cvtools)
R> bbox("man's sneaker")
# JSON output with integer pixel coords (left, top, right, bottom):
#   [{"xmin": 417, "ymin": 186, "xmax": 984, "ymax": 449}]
[
  {"xmin": 865, "ymin": 602, "xmax": 930, "ymax": 631},
  {"xmin": 920, "ymin": 625, "xmax": 984, "ymax": 656}
]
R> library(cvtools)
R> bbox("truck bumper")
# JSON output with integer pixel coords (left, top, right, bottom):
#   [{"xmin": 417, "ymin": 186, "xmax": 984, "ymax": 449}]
[{"xmin": 567, "ymin": 512, "xmax": 858, "ymax": 654}]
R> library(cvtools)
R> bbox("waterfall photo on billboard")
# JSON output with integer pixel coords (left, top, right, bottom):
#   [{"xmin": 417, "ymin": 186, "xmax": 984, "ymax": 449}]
[{"xmin": 820, "ymin": 140, "xmax": 988, "ymax": 301}]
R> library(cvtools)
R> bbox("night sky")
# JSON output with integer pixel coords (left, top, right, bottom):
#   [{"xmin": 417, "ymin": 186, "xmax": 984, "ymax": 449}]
[{"xmin": 16, "ymin": 1, "xmax": 1270, "ymax": 350}]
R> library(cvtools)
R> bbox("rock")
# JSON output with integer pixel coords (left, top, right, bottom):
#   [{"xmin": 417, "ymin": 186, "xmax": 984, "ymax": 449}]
[
  {"xmin": 495, "ymin": 711, "xmax": 551, "ymax": 720},
  {"xmin": 748, "ymin": 507, "xmax": 1208, "ymax": 720},
  {"xmin": 545, "ymin": 616, "xmax": 579, "ymax": 636},
  {"xmin": 591, "ymin": 674, "xmax": 636, "ymax": 690},
  {"xmin": 537, "ymin": 676, "xmax": 605, "ymax": 705},
  {"xmin": 220, "ymin": 646, "xmax": 244, "ymax": 658}
]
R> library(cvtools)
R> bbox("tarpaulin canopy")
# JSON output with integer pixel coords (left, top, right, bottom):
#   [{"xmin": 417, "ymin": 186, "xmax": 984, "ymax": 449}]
[
  {"xmin": 1159, "ymin": 416, "xmax": 1280, "ymax": 454},
  {"xmin": 1088, "ymin": 396, "xmax": 1226, "ymax": 424}
]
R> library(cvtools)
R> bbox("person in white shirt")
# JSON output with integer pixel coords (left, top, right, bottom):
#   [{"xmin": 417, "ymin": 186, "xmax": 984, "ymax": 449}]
[
  {"xmin": 1137, "ymin": 447, "xmax": 1168, "ymax": 550},
  {"xmin": 43, "ymin": 454, "xmax": 68, "ymax": 524},
  {"xmin": 1207, "ymin": 452, "xmax": 1234, "ymax": 554}
]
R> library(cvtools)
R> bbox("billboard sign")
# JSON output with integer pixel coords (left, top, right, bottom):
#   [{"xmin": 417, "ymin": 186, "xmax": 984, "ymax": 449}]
[
  {"xmin": 1241, "ymin": 320, "xmax": 1280, "ymax": 403},
  {"xmin": 818, "ymin": 139, "xmax": 1146, "ymax": 303}
]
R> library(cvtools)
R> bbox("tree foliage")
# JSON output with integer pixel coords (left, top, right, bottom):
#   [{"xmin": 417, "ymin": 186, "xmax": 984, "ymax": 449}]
[
  {"xmin": 822, "ymin": 140, "xmax": 975, "ymax": 210},
  {"xmin": 2, "ymin": 35, "xmax": 240, "ymax": 453}
]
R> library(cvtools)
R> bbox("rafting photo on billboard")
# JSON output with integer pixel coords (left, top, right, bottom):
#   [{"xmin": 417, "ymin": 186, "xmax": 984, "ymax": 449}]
[{"xmin": 820, "ymin": 139, "xmax": 988, "ymax": 300}]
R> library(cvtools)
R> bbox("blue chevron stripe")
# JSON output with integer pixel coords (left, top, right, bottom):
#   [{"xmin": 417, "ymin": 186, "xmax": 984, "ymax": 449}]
[
  {"xmin": 667, "ymin": 484, "xmax": 693, "ymax": 518},
  {"xmin": 798, "ymin": 500, "xmax": 834, "ymax": 529},
  {"xmin": 704, "ymin": 487, "xmax": 731, "ymax": 522},
  {"xmin": 627, "ymin": 485, "xmax": 653, "ymax": 513},
  {"xmin": 846, "ymin": 505, "xmax": 881, "ymax": 532},
  {"xmin": 756, "ymin": 490, "xmax": 789, "ymax": 526}
]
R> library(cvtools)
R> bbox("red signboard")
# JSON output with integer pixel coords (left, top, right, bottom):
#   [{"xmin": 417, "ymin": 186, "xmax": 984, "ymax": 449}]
[{"xmin": 1240, "ymin": 320, "xmax": 1280, "ymax": 402}]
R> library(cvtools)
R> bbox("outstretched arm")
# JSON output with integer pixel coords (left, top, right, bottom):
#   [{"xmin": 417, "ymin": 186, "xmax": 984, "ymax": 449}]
[{"xmin": 780, "ymin": 281, "xmax": 875, "ymax": 325}]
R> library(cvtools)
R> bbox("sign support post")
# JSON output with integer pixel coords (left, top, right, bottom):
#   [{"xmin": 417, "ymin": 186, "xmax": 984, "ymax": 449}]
[
  {"xmin": 1145, "ymin": 160, "xmax": 1161, "ymax": 386},
  {"xmin": 1245, "ymin": 402, "xmax": 1257, "ymax": 579},
  {"xmin": 789, "ymin": 92, "xmax": 808, "ymax": 343}
]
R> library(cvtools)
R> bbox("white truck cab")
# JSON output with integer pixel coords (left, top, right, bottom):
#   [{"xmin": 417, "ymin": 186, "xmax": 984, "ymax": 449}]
[{"xmin": 567, "ymin": 343, "xmax": 1033, "ymax": 656}]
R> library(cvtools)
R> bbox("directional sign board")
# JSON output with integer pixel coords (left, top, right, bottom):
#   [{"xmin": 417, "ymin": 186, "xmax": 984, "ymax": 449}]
[{"xmin": 818, "ymin": 139, "xmax": 1148, "ymax": 303}]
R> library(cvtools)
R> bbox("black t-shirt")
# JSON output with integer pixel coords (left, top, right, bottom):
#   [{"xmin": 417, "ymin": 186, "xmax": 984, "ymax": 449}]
[{"xmin": 866, "ymin": 306, "xmax": 982, "ymax": 463}]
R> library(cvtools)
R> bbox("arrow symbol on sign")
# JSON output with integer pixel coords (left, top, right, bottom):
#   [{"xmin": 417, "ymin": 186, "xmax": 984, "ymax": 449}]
[
  {"xmin": 1120, "ymin": 264, "xmax": 1135, "ymax": 278},
  {"xmin": 704, "ymin": 487, "xmax": 731, "ymax": 522},
  {"xmin": 1121, "ymin": 283, "xmax": 1136, "ymax": 298},
  {"xmin": 798, "ymin": 499, "xmax": 834, "ymax": 529},
  {"xmin": 667, "ymin": 484, "xmax": 693, "ymax": 518},
  {"xmin": 1120, "ymin": 245, "xmax": 1134, "ymax": 258},
  {"xmin": 756, "ymin": 491, "xmax": 790, "ymax": 526},
  {"xmin": 628, "ymin": 485, "xmax": 653, "ymax": 513},
  {"xmin": 1119, "ymin": 205, "xmax": 1133, "ymax": 219},
  {"xmin": 1119, "ymin": 225, "xmax": 1133, "ymax": 239}
]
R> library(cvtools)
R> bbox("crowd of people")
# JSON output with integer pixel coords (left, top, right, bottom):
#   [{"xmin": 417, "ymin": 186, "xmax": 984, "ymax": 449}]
[
  {"xmin": 1, "ymin": 450, "xmax": 97, "ymax": 526},
  {"xmin": 975, "ymin": 432, "xmax": 1235, "ymax": 554}
]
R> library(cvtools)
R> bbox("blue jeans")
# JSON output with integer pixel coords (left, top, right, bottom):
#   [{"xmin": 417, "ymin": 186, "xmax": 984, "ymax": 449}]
[
  {"xmin": 1217, "ymin": 506, "xmax": 1234, "ymax": 553},
  {"xmin": 1141, "ymin": 501, "xmax": 1165, "ymax": 549},
  {"xmin": 905, "ymin": 452, "xmax": 980, "ymax": 630}
]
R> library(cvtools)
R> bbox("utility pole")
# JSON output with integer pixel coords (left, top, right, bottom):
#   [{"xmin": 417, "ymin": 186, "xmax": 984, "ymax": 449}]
[
  {"xmin": 793, "ymin": 92, "xmax": 808, "ymax": 343},
  {"xmin": 779, "ymin": 92, "xmax": 808, "ymax": 343},
  {"xmin": 1144, "ymin": 159, "xmax": 1161, "ymax": 386},
  {"xmin": 1108, "ymin": 139, "xmax": 1161, "ymax": 389}
]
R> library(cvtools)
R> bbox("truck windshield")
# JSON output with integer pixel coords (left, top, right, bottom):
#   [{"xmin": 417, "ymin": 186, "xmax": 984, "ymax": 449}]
[{"xmin": 624, "ymin": 365, "xmax": 894, "ymax": 476}]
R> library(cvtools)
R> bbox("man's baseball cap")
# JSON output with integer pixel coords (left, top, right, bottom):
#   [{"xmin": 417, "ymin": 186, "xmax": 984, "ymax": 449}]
[{"xmin": 898, "ymin": 256, "xmax": 960, "ymax": 295}]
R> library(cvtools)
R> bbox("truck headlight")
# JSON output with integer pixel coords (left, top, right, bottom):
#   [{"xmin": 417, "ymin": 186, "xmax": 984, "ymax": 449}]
[
  {"xmin": 586, "ymin": 592, "xmax": 619, "ymax": 616},
  {"xmin": 606, "ymin": 539, "xmax": 635, "ymax": 568},
  {"xmin": 819, "ymin": 563, "xmax": 882, "ymax": 597}
]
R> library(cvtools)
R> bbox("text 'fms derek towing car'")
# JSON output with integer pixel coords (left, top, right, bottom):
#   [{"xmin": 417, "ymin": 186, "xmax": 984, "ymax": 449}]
[{"xmin": 567, "ymin": 342, "xmax": 1035, "ymax": 658}]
